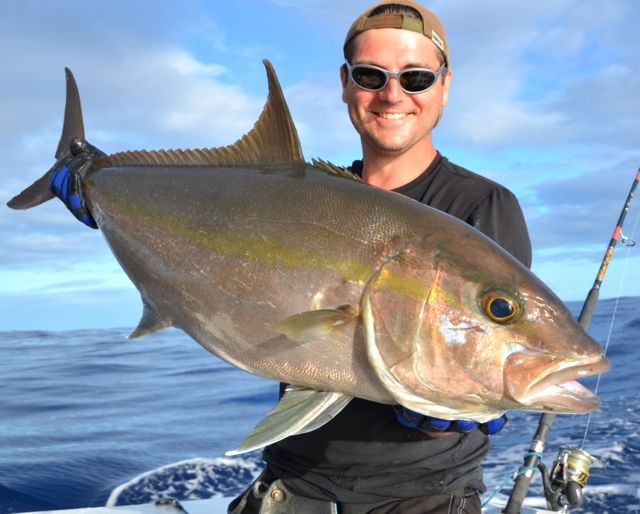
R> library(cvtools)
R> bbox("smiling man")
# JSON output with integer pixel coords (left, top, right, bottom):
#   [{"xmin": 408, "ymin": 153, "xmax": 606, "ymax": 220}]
[{"xmin": 229, "ymin": 1, "xmax": 532, "ymax": 514}]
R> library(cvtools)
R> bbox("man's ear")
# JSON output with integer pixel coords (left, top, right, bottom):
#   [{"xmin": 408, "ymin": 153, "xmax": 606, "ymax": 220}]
[
  {"xmin": 441, "ymin": 69, "xmax": 453, "ymax": 107},
  {"xmin": 340, "ymin": 64, "xmax": 349, "ymax": 104}
]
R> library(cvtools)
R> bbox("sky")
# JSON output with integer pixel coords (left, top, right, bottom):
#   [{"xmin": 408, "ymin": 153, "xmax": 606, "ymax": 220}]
[{"xmin": 1, "ymin": 0, "xmax": 639, "ymax": 331}]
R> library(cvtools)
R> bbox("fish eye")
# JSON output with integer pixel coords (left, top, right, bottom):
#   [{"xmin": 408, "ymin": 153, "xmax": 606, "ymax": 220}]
[{"xmin": 481, "ymin": 291, "xmax": 520, "ymax": 324}]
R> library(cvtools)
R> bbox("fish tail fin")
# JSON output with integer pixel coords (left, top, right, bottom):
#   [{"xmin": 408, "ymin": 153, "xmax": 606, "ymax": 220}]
[{"xmin": 7, "ymin": 68, "xmax": 85, "ymax": 210}]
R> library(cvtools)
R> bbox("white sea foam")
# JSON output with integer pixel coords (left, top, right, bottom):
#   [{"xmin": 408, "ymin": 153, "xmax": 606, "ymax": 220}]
[{"xmin": 106, "ymin": 455, "xmax": 263, "ymax": 507}]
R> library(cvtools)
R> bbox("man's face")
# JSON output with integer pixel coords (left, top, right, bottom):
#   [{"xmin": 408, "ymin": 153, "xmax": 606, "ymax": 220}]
[{"xmin": 341, "ymin": 28, "xmax": 452, "ymax": 158}]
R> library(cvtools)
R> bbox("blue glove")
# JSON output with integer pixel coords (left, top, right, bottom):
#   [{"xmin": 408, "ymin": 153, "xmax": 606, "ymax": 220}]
[
  {"xmin": 49, "ymin": 138, "xmax": 105, "ymax": 229},
  {"xmin": 395, "ymin": 407, "xmax": 508, "ymax": 436}
]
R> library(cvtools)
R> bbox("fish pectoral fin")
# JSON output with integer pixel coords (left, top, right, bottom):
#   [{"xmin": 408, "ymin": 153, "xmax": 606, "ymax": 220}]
[
  {"xmin": 270, "ymin": 304, "xmax": 359, "ymax": 343},
  {"xmin": 225, "ymin": 386, "xmax": 352, "ymax": 456},
  {"xmin": 127, "ymin": 297, "xmax": 172, "ymax": 340}
]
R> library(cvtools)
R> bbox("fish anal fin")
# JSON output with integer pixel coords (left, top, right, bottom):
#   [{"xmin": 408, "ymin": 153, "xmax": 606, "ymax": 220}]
[
  {"xmin": 127, "ymin": 297, "xmax": 172, "ymax": 340},
  {"xmin": 271, "ymin": 304, "xmax": 358, "ymax": 343},
  {"xmin": 105, "ymin": 60, "xmax": 304, "ymax": 169},
  {"xmin": 225, "ymin": 386, "xmax": 352, "ymax": 455}
]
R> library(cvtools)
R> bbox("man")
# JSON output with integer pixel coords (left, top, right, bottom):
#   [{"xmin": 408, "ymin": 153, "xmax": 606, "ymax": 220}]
[
  {"xmin": 51, "ymin": 1, "xmax": 531, "ymax": 512},
  {"xmin": 230, "ymin": 2, "xmax": 530, "ymax": 513}
]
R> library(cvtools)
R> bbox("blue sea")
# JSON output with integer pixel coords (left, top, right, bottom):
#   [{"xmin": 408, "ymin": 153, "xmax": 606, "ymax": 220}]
[{"xmin": 1, "ymin": 296, "xmax": 639, "ymax": 513}]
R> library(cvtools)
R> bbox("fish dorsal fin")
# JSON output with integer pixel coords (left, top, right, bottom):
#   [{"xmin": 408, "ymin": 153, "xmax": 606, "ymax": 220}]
[
  {"xmin": 127, "ymin": 297, "xmax": 172, "ymax": 340},
  {"xmin": 56, "ymin": 68, "xmax": 85, "ymax": 160},
  {"xmin": 105, "ymin": 60, "xmax": 304, "ymax": 168},
  {"xmin": 225, "ymin": 386, "xmax": 352, "ymax": 455},
  {"xmin": 311, "ymin": 158, "xmax": 363, "ymax": 181}
]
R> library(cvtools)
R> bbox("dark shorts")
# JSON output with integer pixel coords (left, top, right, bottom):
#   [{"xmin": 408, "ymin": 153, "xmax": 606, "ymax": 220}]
[
  {"xmin": 364, "ymin": 492, "xmax": 481, "ymax": 514},
  {"xmin": 228, "ymin": 468, "xmax": 481, "ymax": 514}
]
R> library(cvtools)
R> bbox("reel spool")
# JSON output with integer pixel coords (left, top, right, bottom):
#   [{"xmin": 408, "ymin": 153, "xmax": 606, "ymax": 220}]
[{"xmin": 540, "ymin": 447, "xmax": 604, "ymax": 511}]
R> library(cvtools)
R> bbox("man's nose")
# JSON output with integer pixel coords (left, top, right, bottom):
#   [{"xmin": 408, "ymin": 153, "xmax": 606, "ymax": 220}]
[{"xmin": 377, "ymin": 77, "xmax": 403, "ymax": 102}]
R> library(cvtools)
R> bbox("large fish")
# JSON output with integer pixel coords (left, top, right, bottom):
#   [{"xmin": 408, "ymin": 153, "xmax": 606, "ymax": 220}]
[{"xmin": 8, "ymin": 61, "xmax": 609, "ymax": 454}]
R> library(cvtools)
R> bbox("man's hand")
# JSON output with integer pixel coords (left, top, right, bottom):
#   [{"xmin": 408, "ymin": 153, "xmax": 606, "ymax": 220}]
[
  {"xmin": 49, "ymin": 138, "xmax": 106, "ymax": 229},
  {"xmin": 395, "ymin": 407, "xmax": 508, "ymax": 436}
]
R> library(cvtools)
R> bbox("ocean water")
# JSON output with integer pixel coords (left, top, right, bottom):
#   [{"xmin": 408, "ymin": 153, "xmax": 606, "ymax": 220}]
[{"xmin": 1, "ymin": 296, "xmax": 639, "ymax": 513}]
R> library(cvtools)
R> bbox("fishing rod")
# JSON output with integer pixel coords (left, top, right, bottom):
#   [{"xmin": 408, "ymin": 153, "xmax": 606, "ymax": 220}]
[{"xmin": 503, "ymin": 166, "xmax": 640, "ymax": 514}]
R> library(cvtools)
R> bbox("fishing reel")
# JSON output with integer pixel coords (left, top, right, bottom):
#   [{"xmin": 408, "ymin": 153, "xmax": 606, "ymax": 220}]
[{"xmin": 537, "ymin": 447, "xmax": 604, "ymax": 512}]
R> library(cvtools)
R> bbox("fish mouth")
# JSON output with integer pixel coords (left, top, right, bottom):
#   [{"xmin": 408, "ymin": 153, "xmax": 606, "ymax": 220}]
[{"xmin": 506, "ymin": 354, "xmax": 611, "ymax": 413}]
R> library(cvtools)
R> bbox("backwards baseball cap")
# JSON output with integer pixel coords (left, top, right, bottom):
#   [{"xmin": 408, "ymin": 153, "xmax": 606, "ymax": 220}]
[{"xmin": 344, "ymin": 0, "xmax": 449, "ymax": 68}]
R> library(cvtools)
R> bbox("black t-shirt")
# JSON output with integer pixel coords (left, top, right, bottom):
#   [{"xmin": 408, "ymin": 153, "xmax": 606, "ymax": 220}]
[{"xmin": 263, "ymin": 153, "xmax": 532, "ymax": 503}]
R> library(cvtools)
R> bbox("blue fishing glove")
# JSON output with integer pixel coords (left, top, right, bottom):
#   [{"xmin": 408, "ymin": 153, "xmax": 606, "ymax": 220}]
[
  {"xmin": 395, "ymin": 407, "xmax": 507, "ymax": 436},
  {"xmin": 49, "ymin": 138, "xmax": 105, "ymax": 229}
]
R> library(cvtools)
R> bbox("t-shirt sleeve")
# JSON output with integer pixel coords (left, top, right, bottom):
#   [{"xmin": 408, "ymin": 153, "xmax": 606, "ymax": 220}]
[{"xmin": 468, "ymin": 187, "xmax": 532, "ymax": 269}]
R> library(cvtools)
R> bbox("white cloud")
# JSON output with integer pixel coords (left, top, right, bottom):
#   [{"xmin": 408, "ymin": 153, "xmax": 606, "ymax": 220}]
[
  {"xmin": 434, "ymin": 0, "xmax": 640, "ymax": 152},
  {"xmin": 285, "ymin": 80, "xmax": 360, "ymax": 162}
]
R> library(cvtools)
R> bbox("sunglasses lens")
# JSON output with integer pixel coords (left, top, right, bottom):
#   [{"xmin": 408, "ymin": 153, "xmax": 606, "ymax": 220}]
[
  {"xmin": 351, "ymin": 67, "xmax": 387, "ymax": 91},
  {"xmin": 399, "ymin": 70, "xmax": 436, "ymax": 93}
]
